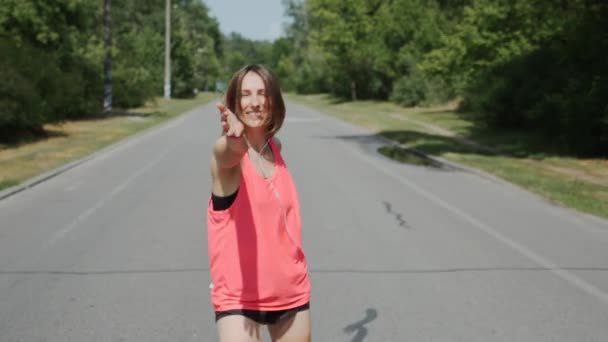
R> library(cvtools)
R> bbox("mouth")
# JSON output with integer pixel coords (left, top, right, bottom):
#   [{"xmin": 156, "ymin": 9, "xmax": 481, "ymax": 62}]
[{"xmin": 246, "ymin": 111, "xmax": 264, "ymax": 118}]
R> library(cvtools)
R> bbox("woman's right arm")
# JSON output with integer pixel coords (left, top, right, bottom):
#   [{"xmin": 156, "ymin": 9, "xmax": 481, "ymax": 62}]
[
  {"xmin": 210, "ymin": 104, "xmax": 247, "ymax": 196},
  {"xmin": 213, "ymin": 135, "xmax": 247, "ymax": 170}
]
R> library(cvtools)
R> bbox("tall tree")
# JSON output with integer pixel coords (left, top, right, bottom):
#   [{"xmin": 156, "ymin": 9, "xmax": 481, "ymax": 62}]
[{"xmin": 307, "ymin": 0, "xmax": 376, "ymax": 100}]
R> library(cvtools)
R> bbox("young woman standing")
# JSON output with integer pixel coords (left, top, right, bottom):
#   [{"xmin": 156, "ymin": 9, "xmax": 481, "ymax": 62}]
[{"xmin": 207, "ymin": 64, "xmax": 312, "ymax": 342}]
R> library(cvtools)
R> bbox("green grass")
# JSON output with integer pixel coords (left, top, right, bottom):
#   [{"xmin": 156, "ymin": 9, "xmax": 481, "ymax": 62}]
[
  {"xmin": 0, "ymin": 92, "xmax": 217, "ymax": 192},
  {"xmin": 0, "ymin": 179, "xmax": 19, "ymax": 190},
  {"xmin": 286, "ymin": 93, "xmax": 608, "ymax": 220}
]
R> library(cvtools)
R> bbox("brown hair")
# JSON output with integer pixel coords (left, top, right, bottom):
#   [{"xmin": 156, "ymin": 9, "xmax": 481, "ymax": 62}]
[{"xmin": 224, "ymin": 64, "xmax": 285, "ymax": 137}]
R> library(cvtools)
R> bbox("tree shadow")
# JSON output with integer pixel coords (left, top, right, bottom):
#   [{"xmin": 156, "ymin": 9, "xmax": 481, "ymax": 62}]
[
  {"xmin": 343, "ymin": 308, "xmax": 378, "ymax": 342},
  {"xmin": 326, "ymin": 128, "xmax": 573, "ymax": 161},
  {"xmin": 0, "ymin": 126, "xmax": 68, "ymax": 146},
  {"xmin": 401, "ymin": 98, "xmax": 597, "ymax": 159},
  {"xmin": 379, "ymin": 130, "xmax": 493, "ymax": 156},
  {"xmin": 379, "ymin": 128, "xmax": 580, "ymax": 159},
  {"xmin": 0, "ymin": 110, "xmax": 163, "ymax": 147},
  {"xmin": 315, "ymin": 132, "xmax": 464, "ymax": 170},
  {"xmin": 314, "ymin": 88, "xmax": 590, "ymax": 159},
  {"xmin": 328, "ymin": 96, "xmax": 350, "ymax": 105},
  {"xmin": 382, "ymin": 201, "xmax": 411, "ymax": 229},
  {"xmin": 86, "ymin": 108, "xmax": 164, "ymax": 119}
]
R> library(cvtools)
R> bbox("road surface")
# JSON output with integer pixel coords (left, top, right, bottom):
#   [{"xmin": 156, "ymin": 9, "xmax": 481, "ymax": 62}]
[{"xmin": 1, "ymin": 100, "xmax": 607, "ymax": 341}]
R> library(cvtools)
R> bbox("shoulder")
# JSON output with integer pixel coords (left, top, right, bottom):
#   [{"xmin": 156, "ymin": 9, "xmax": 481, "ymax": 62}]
[{"xmin": 272, "ymin": 136, "xmax": 282, "ymax": 152}]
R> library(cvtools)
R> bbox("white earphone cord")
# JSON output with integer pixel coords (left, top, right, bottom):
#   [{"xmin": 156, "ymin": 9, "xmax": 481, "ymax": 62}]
[{"xmin": 248, "ymin": 137, "xmax": 301, "ymax": 252}]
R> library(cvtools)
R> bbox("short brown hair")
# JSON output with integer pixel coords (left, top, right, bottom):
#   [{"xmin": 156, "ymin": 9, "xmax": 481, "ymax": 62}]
[{"xmin": 224, "ymin": 64, "xmax": 285, "ymax": 137}]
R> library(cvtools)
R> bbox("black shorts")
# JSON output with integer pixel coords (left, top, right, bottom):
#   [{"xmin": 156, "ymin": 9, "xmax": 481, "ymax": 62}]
[{"xmin": 215, "ymin": 302, "xmax": 310, "ymax": 325}]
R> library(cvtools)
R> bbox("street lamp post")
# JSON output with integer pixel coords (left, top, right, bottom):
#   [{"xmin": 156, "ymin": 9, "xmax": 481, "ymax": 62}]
[
  {"xmin": 164, "ymin": 0, "xmax": 171, "ymax": 99},
  {"xmin": 103, "ymin": 0, "xmax": 112, "ymax": 113}
]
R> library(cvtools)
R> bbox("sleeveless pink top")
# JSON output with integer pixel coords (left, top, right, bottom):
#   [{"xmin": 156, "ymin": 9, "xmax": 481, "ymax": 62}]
[{"xmin": 207, "ymin": 139, "xmax": 311, "ymax": 311}]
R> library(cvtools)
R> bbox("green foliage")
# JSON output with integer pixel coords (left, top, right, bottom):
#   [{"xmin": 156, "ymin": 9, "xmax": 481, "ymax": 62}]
[
  {"xmin": 0, "ymin": 40, "xmax": 46, "ymax": 131},
  {"xmin": 421, "ymin": 0, "xmax": 564, "ymax": 91},
  {"xmin": 306, "ymin": 0, "xmax": 378, "ymax": 99},
  {"xmin": 0, "ymin": 0, "xmax": 101, "ymax": 139},
  {"xmin": 3, "ymin": 0, "xmax": 606, "ymax": 156},
  {"xmin": 390, "ymin": 74, "xmax": 427, "ymax": 108},
  {"xmin": 272, "ymin": 0, "xmax": 329, "ymax": 93},
  {"xmin": 278, "ymin": 0, "xmax": 607, "ymax": 155},
  {"xmin": 465, "ymin": 7, "xmax": 608, "ymax": 155},
  {"xmin": 282, "ymin": 0, "xmax": 452, "ymax": 101},
  {"xmin": 1, "ymin": 0, "xmax": 224, "ymax": 137},
  {"xmin": 110, "ymin": 0, "xmax": 221, "ymax": 102},
  {"xmin": 170, "ymin": 0, "xmax": 222, "ymax": 97}
]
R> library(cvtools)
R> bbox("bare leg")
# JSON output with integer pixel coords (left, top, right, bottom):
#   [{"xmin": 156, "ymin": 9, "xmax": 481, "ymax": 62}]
[
  {"xmin": 267, "ymin": 309, "xmax": 311, "ymax": 342},
  {"xmin": 216, "ymin": 315, "xmax": 262, "ymax": 342}
]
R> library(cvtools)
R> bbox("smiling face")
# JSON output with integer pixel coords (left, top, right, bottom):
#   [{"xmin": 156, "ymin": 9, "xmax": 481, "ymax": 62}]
[
  {"xmin": 224, "ymin": 64, "xmax": 286, "ymax": 137},
  {"xmin": 238, "ymin": 71, "xmax": 270, "ymax": 129}
]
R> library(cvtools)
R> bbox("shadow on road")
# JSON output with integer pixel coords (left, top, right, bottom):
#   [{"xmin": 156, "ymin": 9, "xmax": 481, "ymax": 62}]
[
  {"xmin": 343, "ymin": 308, "xmax": 378, "ymax": 342},
  {"xmin": 314, "ymin": 133, "xmax": 458, "ymax": 171},
  {"xmin": 382, "ymin": 200, "xmax": 412, "ymax": 229}
]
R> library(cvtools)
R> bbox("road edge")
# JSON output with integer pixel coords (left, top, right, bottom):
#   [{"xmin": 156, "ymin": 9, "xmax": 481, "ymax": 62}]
[{"xmin": 0, "ymin": 102, "xmax": 215, "ymax": 202}]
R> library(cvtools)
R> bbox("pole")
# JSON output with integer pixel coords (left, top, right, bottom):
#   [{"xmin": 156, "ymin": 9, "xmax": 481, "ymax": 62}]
[
  {"xmin": 103, "ymin": 0, "xmax": 112, "ymax": 113},
  {"xmin": 164, "ymin": 0, "xmax": 171, "ymax": 99}
]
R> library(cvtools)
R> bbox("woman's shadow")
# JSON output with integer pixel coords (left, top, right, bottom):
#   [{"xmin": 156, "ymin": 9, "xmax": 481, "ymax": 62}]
[{"xmin": 343, "ymin": 308, "xmax": 378, "ymax": 342}]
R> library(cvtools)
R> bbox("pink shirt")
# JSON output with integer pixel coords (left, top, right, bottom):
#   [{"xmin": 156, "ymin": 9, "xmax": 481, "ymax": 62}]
[{"xmin": 207, "ymin": 139, "xmax": 311, "ymax": 311}]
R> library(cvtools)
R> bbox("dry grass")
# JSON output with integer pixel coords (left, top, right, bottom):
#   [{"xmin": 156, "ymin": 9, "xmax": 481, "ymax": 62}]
[
  {"xmin": 0, "ymin": 93, "xmax": 216, "ymax": 191},
  {"xmin": 287, "ymin": 93, "xmax": 608, "ymax": 220}
]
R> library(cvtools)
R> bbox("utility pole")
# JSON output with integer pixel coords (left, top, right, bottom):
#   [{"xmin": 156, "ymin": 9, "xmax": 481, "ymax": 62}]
[
  {"xmin": 103, "ymin": 0, "xmax": 112, "ymax": 113},
  {"xmin": 164, "ymin": 0, "xmax": 171, "ymax": 99}
]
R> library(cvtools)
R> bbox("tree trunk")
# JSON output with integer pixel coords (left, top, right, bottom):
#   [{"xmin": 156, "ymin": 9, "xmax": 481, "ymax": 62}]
[{"xmin": 350, "ymin": 80, "xmax": 357, "ymax": 101}]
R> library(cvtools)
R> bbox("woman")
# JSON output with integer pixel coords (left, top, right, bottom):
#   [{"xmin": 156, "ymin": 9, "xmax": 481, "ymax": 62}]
[{"xmin": 207, "ymin": 64, "xmax": 312, "ymax": 342}]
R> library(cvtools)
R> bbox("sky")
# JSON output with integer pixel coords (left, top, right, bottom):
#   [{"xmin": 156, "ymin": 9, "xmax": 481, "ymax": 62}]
[{"xmin": 202, "ymin": 0, "xmax": 288, "ymax": 41}]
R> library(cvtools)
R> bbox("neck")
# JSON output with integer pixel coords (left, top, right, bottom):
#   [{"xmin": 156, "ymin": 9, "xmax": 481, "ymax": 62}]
[{"xmin": 244, "ymin": 129, "xmax": 269, "ymax": 152}]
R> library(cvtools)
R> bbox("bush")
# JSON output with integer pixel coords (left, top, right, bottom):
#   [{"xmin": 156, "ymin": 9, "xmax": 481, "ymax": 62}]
[
  {"xmin": 0, "ymin": 41, "xmax": 70, "ymax": 138},
  {"xmin": 390, "ymin": 72, "xmax": 427, "ymax": 107},
  {"xmin": 112, "ymin": 65, "xmax": 158, "ymax": 108},
  {"xmin": 0, "ymin": 38, "xmax": 104, "ymax": 139},
  {"xmin": 0, "ymin": 42, "xmax": 45, "ymax": 133},
  {"xmin": 463, "ymin": 14, "xmax": 608, "ymax": 156},
  {"xmin": 390, "ymin": 68, "xmax": 453, "ymax": 107}
]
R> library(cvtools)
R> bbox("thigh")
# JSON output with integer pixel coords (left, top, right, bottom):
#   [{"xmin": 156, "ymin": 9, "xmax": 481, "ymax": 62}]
[
  {"xmin": 216, "ymin": 314, "xmax": 262, "ymax": 342},
  {"xmin": 267, "ymin": 309, "xmax": 311, "ymax": 342}
]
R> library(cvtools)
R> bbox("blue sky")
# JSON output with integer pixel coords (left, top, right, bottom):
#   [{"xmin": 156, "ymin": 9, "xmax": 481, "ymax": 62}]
[{"xmin": 202, "ymin": 0, "xmax": 288, "ymax": 41}]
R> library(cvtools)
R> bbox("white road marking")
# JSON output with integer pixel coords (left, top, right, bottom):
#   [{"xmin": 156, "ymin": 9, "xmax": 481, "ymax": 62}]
[
  {"xmin": 63, "ymin": 181, "xmax": 83, "ymax": 192},
  {"xmin": 337, "ymin": 139, "xmax": 608, "ymax": 306},
  {"xmin": 45, "ymin": 140, "xmax": 181, "ymax": 248},
  {"xmin": 286, "ymin": 117, "xmax": 322, "ymax": 123}
]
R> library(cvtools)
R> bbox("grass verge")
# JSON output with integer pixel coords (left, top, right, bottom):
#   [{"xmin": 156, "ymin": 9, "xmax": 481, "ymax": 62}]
[
  {"xmin": 286, "ymin": 93, "xmax": 608, "ymax": 220},
  {"xmin": 0, "ymin": 92, "xmax": 217, "ymax": 192}
]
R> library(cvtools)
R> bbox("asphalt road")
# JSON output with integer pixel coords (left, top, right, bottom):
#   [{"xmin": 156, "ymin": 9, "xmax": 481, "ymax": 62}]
[{"xmin": 1, "ymin": 100, "xmax": 608, "ymax": 341}]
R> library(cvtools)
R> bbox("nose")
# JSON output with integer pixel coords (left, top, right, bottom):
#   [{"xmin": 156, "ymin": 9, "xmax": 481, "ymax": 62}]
[
  {"xmin": 249, "ymin": 94, "xmax": 264, "ymax": 110},
  {"xmin": 250, "ymin": 94, "xmax": 261, "ymax": 108}
]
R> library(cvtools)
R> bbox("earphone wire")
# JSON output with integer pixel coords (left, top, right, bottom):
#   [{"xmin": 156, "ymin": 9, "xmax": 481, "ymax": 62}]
[{"xmin": 246, "ymin": 136, "xmax": 301, "ymax": 254}]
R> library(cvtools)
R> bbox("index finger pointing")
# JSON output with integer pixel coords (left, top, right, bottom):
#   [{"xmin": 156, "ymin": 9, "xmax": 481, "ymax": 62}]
[{"xmin": 216, "ymin": 102, "xmax": 227, "ymax": 114}]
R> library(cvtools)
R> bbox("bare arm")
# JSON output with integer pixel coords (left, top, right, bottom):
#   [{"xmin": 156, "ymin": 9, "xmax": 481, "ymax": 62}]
[
  {"xmin": 212, "ymin": 134, "xmax": 247, "ymax": 170},
  {"xmin": 213, "ymin": 102, "xmax": 247, "ymax": 169},
  {"xmin": 210, "ymin": 103, "xmax": 247, "ymax": 196}
]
